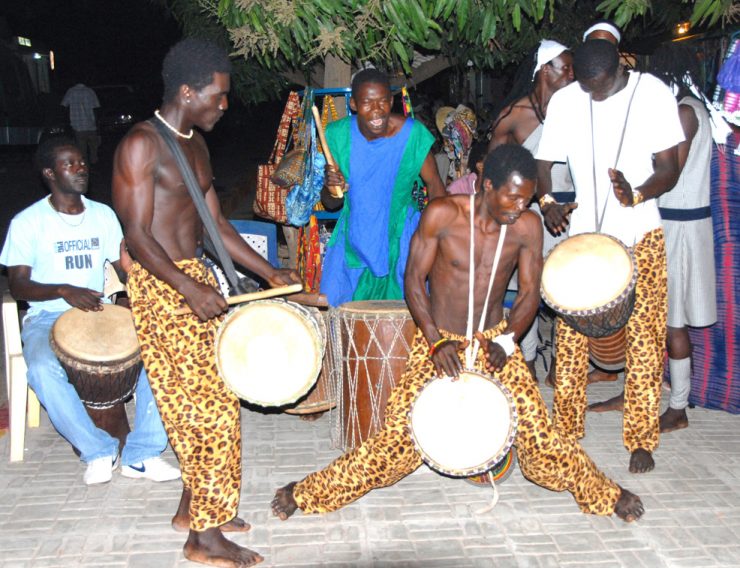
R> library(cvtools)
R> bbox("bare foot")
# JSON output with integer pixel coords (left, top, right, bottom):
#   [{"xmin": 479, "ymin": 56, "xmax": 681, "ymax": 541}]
[
  {"xmin": 587, "ymin": 391, "xmax": 625, "ymax": 413},
  {"xmin": 271, "ymin": 482, "xmax": 299, "ymax": 521},
  {"xmin": 545, "ymin": 364, "xmax": 556, "ymax": 388},
  {"xmin": 629, "ymin": 448, "xmax": 655, "ymax": 473},
  {"xmin": 183, "ymin": 528, "xmax": 263, "ymax": 567},
  {"xmin": 587, "ymin": 369, "xmax": 619, "ymax": 384},
  {"xmin": 660, "ymin": 407, "xmax": 688, "ymax": 433},
  {"xmin": 614, "ymin": 487, "xmax": 644, "ymax": 522},
  {"xmin": 526, "ymin": 360, "xmax": 537, "ymax": 382},
  {"xmin": 299, "ymin": 412, "xmax": 325, "ymax": 422},
  {"xmin": 172, "ymin": 488, "xmax": 251, "ymax": 533}
]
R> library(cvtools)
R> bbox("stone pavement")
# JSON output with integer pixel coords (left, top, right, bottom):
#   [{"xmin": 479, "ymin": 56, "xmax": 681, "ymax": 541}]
[{"xmin": 2, "ymin": 372, "xmax": 739, "ymax": 568}]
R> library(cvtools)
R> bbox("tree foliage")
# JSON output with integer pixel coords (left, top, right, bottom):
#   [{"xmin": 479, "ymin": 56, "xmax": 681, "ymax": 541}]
[{"xmin": 159, "ymin": 0, "xmax": 736, "ymax": 103}]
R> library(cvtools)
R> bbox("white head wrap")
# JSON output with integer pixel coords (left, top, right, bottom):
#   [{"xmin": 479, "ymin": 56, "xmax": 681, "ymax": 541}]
[
  {"xmin": 583, "ymin": 22, "xmax": 621, "ymax": 43},
  {"xmin": 533, "ymin": 39, "xmax": 569, "ymax": 79}
]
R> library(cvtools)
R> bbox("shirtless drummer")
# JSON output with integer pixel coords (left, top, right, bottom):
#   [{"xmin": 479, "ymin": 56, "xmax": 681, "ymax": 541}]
[{"xmin": 272, "ymin": 144, "xmax": 643, "ymax": 523}]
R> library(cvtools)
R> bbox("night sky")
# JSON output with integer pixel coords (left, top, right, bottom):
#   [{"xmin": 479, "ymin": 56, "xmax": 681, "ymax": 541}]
[{"xmin": 1, "ymin": 0, "xmax": 181, "ymax": 98}]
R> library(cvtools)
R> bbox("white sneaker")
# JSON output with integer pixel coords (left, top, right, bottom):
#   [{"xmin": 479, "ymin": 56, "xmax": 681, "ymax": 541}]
[
  {"xmin": 84, "ymin": 455, "xmax": 117, "ymax": 485},
  {"xmin": 121, "ymin": 457, "xmax": 181, "ymax": 482}
]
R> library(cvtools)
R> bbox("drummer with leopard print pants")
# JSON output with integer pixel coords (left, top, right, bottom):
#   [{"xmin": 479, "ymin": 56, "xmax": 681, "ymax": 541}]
[
  {"xmin": 272, "ymin": 145, "xmax": 644, "ymax": 523},
  {"xmin": 536, "ymin": 40, "xmax": 683, "ymax": 473}
]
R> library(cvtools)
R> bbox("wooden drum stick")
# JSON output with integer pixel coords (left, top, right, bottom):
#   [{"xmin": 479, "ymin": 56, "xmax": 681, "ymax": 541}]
[
  {"xmin": 174, "ymin": 283, "xmax": 304, "ymax": 316},
  {"xmin": 312, "ymin": 105, "xmax": 344, "ymax": 198}
]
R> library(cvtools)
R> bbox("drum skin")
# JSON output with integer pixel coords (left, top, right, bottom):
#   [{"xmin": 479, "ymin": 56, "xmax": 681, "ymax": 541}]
[
  {"xmin": 588, "ymin": 327, "xmax": 626, "ymax": 371},
  {"xmin": 215, "ymin": 299, "xmax": 324, "ymax": 407},
  {"xmin": 332, "ymin": 300, "xmax": 417, "ymax": 451},
  {"xmin": 541, "ymin": 233, "xmax": 637, "ymax": 338},
  {"xmin": 50, "ymin": 304, "xmax": 142, "ymax": 451}
]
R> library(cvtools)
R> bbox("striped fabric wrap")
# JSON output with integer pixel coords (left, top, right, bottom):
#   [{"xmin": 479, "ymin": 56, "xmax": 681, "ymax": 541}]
[{"xmin": 688, "ymin": 133, "xmax": 740, "ymax": 413}]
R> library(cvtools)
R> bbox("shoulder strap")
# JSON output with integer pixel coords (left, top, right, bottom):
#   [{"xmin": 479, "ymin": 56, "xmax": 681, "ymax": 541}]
[{"xmin": 149, "ymin": 117, "xmax": 243, "ymax": 294}]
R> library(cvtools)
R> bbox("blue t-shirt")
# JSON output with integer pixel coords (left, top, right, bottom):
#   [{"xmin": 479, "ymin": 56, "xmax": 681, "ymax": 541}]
[{"xmin": 0, "ymin": 195, "xmax": 122, "ymax": 316}]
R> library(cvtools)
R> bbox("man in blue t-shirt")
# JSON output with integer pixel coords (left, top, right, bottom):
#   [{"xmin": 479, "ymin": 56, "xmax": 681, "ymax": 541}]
[{"xmin": 0, "ymin": 137, "xmax": 180, "ymax": 485}]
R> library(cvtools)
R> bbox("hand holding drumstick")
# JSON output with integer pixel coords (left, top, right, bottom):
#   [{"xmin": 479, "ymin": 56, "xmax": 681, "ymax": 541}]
[{"xmin": 312, "ymin": 105, "xmax": 345, "ymax": 199}]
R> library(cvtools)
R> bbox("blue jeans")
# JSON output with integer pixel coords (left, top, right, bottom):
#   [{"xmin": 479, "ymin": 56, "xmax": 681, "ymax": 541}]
[{"xmin": 21, "ymin": 310, "xmax": 168, "ymax": 465}]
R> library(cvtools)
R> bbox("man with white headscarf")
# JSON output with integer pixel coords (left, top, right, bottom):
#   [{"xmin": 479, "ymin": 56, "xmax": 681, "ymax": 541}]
[{"xmin": 488, "ymin": 39, "xmax": 576, "ymax": 382}]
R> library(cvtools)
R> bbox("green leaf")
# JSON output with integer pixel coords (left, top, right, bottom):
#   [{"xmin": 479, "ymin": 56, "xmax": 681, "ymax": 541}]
[
  {"xmin": 457, "ymin": 0, "xmax": 469, "ymax": 31},
  {"xmin": 512, "ymin": 4, "xmax": 521, "ymax": 30}
]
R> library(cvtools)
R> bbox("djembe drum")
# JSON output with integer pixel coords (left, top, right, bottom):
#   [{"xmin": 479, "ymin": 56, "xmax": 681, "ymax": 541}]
[
  {"xmin": 330, "ymin": 300, "xmax": 417, "ymax": 451},
  {"xmin": 409, "ymin": 370, "xmax": 518, "ymax": 477},
  {"xmin": 215, "ymin": 299, "xmax": 324, "ymax": 407},
  {"xmin": 50, "ymin": 304, "xmax": 143, "ymax": 451},
  {"xmin": 541, "ymin": 233, "xmax": 637, "ymax": 338}
]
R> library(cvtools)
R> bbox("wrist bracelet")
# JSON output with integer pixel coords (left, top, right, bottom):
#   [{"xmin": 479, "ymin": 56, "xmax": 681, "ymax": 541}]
[
  {"xmin": 538, "ymin": 193, "xmax": 556, "ymax": 209},
  {"xmin": 632, "ymin": 189, "xmax": 645, "ymax": 206},
  {"xmin": 429, "ymin": 337, "xmax": 450, "ymax": 358},
  {"xmin": 492, "ymin": 332, "xmax": 516, "ymax": 357}
]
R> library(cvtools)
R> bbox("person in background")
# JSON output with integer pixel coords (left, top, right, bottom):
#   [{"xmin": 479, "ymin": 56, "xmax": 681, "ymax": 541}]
[{"xmin": 61, "ymin": 83, "xmax": 101, "ymax": 164}]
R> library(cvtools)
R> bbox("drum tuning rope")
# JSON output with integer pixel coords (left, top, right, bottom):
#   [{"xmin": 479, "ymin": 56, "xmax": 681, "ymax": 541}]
[
  {"xmin": 465, "ymin": 194, "xmax": 508, "ymax": 369},
  {"xmin": 474, "ymin": 471, "xmax": 500, "ymax": 515}
]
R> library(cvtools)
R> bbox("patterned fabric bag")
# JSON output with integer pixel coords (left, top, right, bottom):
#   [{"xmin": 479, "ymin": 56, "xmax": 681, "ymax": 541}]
[
  {"xmin": 285, "ymin": 122, "xmax": 326, "ymax": 226},
  {"xmin": 254, "ymin": 92, "xmax": 301, "ymax": 222}
]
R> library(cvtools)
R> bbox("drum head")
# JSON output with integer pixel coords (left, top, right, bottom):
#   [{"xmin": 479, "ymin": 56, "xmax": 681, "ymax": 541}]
[
  {"xmin": 542, "ymin": 233, "xmax": 634, "ymax": 312},
  {"xmin": 51, "ymin": 304, "xmax": 140, "ymax": 363},
  {"xmin": 410, "ymin": 370, "xmax": 517, "ymax": 477},
  {"xmin": 215, "ymin": 300, "xmax": 324, "ymax": 407}
]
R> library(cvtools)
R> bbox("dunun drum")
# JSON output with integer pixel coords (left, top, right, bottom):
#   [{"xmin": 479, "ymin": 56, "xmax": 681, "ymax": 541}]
[
  {"xmin": 284, "ymin": 306, "xmax": 336, "ymax": 415},
  {"xmin": 541, "ymin": 233, "xmax": 637, "ymax": 338},
  {"xmin": 215, "ymin": 299, "xmax": 324, "ymax": 407},
  {"xmin": 331, "ymin": 300, "xmax": 417, "ymax": 451},
  {"xmin": 50, "ymin": 304, "xmax": 143, "ymax": 450},
  {"xmin": 588, "ymin": 327, "xmax": 627, "ymax": 371},
  {"xmin": 409, "ymin": 370, "xmax": 518, "ymax": 477}
]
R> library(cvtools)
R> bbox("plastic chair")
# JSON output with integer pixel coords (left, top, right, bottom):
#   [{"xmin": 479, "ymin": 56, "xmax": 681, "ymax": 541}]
[
  {"xmin": 229, "ymin": 220, "xmax": 279, "ymax": 267},
  {"xmin": 3, "ymin": 292, "xmax": 40, "ymax": 462}
]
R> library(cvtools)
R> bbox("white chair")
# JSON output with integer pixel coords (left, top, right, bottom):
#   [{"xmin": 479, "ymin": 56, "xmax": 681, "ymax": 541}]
[{"xmin": 3, "ymin": 292, "xmax": 40, "ymax": 462}]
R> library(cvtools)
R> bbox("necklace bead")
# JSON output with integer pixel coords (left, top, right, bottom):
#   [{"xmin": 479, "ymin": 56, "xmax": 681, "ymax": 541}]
[{"xmin": 154, "ymin": 109, "xmax": 194, "ymax": 139}]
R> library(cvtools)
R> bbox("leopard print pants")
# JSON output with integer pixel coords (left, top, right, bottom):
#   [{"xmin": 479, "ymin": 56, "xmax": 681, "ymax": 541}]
[
  {"xmin": 293, "ymin": 321, "xmax": 621, "ymax": 516},
  {"xmin": 553, "ymin": 228, "xmax": 667, "ymax": 453},
  {"xmin": 127, "ymin": 260, "xmax": 242, "ymax": 531}
]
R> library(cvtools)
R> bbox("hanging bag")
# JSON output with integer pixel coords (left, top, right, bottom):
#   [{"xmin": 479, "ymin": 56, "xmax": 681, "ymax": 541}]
[{"xmin": 254, "ymin": 91, "xmax": 301, "ymax": 222}]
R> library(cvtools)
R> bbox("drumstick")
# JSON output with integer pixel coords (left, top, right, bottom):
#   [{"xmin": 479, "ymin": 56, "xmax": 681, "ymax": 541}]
[
  {"xmin": 311, "ymin": 105, "xmax": 344, "ymax": 199},
  {"xmin": 173, "ymin": 283, "xmax": 304, "ymax": 316}
]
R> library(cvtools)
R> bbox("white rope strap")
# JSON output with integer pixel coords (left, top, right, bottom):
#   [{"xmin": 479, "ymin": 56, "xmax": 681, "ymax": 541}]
[{"xmin": 464, "ymin": 193, "xmax": 508, "ymax": 368}]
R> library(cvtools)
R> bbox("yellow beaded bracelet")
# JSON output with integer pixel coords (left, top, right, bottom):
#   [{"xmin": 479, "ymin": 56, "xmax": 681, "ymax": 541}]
[{"xmin": 428, "ymin": 338, "xmax": 450, "ymax": 358}]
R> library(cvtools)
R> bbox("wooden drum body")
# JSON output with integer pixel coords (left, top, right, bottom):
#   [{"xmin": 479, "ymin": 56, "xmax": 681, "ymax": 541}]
[
  {"xmin": 50, "ymin": 304, "xmax": 142, "ymax": 451},
  {"xmin": 588, "ymin": 327, "xmax": 627, "ymax": 371},
  {"xmin": 215, "ymin": 299, "xmax": 324, "ymax": 407},
  {"xmin": 285, "ymin": 305, "xmax": 337, "ymax": 415},
  {"xmin": 330, "ymin": 300, "xmax": 417, "ymax": 451},
  {"xmin": 410, "ymin": 370, "xmax": 518, "ymax": 477},
  {"xmin": 541, "ymin": 233, "xmax": 637, "ymax": 338}
]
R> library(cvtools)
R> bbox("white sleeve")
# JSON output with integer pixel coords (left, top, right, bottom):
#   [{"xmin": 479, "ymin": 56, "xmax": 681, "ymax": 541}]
[
  {"xmin": 536, "ymin": 90, "xmax": 569, "ymax": 163},
  {"xmin": 0, "ymin": 214, "xmax": 36, "ymax": 269},
  {"xmin": 641, "ymin": 75, "xmax": 685, "ymax": 153},
  {"xmin": 102, "ymin": 208, "xmax": 123, "ymax": 263}
]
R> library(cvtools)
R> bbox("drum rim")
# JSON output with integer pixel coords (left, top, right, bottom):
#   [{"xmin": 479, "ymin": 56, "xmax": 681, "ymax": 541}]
[
  {"xmin": 215, "ymin": 299, "xmax": 325, "ymax": 407},
  {"xmin": 336, "ymin": 300, "xmax": 412, "ymax": 316},
  {"xmin": 50, "ymin": 334, "xmax": 142, "ymax": 372},
  {"xmin": 540, "ymin": 232, "xmax": 638, "ymax": 317},
  {"xmin": 409, "ymin": 368, "xmax": 519, "ymax": 477}
]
